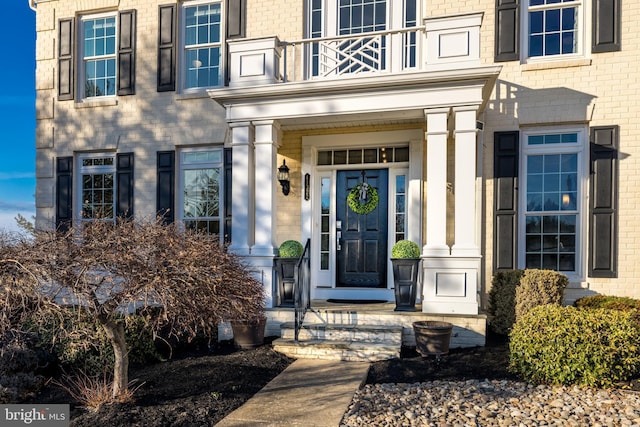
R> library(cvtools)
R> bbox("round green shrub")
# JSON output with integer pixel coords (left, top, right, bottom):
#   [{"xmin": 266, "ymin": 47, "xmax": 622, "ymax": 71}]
[
  {"xmin": 575, "ymin": 294, "xmax": 640, "ymax": 311},
  {"xmin": 278, "ymin": 240, "xmax": 303, "ymax": 258},
  {"xmin": 515, "ymin": 269, "xmax": 568, "ymax": 321},
  {"xmin": 509, "ymin": 304, "xmax": 640, "ymax": 387},
  {"xmin": 488, "ymin": 269, "xmax": 524, "ymax": 336},
  {"xmin": 391, "ymin": 240, "xmax": 420, "ymax": 259}
]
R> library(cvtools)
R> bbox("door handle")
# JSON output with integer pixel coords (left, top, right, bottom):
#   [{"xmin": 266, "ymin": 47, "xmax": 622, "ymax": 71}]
[{"xmin": 336, "ymin": 231, "xmax": 342, "ymax": 251}]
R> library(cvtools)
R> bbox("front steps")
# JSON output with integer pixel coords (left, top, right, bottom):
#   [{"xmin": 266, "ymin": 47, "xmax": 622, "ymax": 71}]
[
  {"xmin": 272, "ymin": 322, "xmax": 402, "ymax": 361},
  {"xmin": 218, "ymin": 300, "xmax": 487, "ymax": 361}
]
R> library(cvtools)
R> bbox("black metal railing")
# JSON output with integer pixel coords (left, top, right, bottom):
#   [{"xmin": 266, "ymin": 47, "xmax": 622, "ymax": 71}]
[{"xmin": 294, "ymin": 239, "xmax": 311, "ymax": 341}]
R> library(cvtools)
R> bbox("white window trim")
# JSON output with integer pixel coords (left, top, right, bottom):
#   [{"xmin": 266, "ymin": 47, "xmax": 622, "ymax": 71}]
[
  {"xmin": 521, "ymin": 0, "xmax": 587, "ymax": 63},
  {"xmin": 518, "ymin": 126, "xmax": 588, "ymax": 282},
  {"xmin": 177, "ymin": 146, "xmax": 225, "ymax": 241},
  {"xmin": 179, "ymin": 0, "xmax": 226, "ymax": 94},
  {"xmin": 76, "ymin": 152, "xmax": 117, "ymax": 222},
  {"xmin": 78, "ymin": 11, "xmax": 118, "ymax": 100}
]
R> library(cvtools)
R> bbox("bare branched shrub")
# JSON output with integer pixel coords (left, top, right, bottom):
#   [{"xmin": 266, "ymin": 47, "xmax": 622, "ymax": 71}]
[{"xmin": 0, "ymin": 219, "xmax": 265, "ymax": 399}]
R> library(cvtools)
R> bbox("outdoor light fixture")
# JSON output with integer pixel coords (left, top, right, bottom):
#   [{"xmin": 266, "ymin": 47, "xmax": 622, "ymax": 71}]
[{"xmin": 278, "ymin": 160, "xmax": 290, "ymax": 196}]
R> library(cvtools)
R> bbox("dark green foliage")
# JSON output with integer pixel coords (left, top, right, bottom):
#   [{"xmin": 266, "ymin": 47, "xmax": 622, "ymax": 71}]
[
  {"xmin": 509, "ymin": 305, "xmax": 640, "ymax": 387},
  {"xmin": 0, "ymin": 335, "xmax": 50, "ymax": 403},
  {"xmin": 278, "ymin": 240, "xmax": 303, "ymax": 258},
  {"xmin": 515, "ymin": 269, "xmax": 568, "ymax": 321},
  {"xmin": 391, "ymin": 240, "xmax": 420, "ymax": 259},
  {"xmin": 575, "ymin": 294, "xmax": 640, "ymax": 311},
  {"xmin": 32, "ymin": 309, "xmax": 161, "ymax": 377},
  {"xmin": 487, "ymin": 269, "xmax": 524, "ymax": 336}
]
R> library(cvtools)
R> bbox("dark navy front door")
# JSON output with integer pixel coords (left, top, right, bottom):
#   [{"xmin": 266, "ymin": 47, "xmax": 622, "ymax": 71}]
[{"xmin": 336, "ymin": 169, "xmax": 388, "ymax": 287}]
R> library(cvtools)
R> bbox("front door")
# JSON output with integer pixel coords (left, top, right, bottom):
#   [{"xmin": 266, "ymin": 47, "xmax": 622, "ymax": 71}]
[{"xmin": 336, "ymin": 169, "xmax": 388, "ymax": 287}]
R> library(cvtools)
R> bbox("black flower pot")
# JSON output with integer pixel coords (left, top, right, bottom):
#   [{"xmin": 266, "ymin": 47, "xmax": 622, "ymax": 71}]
[
  {"xmin": 413, "ymin": 321, "xmax": 453, "ymax": 356},
  {"xmin": 231, "ymin": 317, "xmax": 266, "ymax": 349},
  {"xmin": 274, "ymin": 257, "xmax": 297, "ymax": 307},
  {"xmin": 391, "ymin": 258, "xmax": 420, "ymax": 311}
]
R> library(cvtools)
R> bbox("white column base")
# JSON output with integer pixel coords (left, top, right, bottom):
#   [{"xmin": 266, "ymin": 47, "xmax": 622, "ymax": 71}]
[
  {"xmin": 422, "ymin": 245, "xmax": 451, "ymax": 257},
  {"xmin": 421, "ymin": 255, "xmax": 481, "ymax": 315},
  {"xmin": 241, "ymin": 254, "xmax": 277, "ymax": 308}
]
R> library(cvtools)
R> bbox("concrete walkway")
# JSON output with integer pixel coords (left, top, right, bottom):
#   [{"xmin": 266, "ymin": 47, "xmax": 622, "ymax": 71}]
[{"xmin": 215, "ymin": 359, "xmax": 370, "ymax": 426}]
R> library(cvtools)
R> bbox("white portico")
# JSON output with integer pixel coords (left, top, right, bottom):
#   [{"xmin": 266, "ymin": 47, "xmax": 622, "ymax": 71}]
[{"xmin": 208, "ymin": 13, "xmax": 500, "ymax": 314}]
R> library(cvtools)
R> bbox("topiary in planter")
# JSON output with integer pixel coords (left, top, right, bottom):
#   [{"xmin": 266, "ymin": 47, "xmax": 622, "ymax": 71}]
[
  {"xmin": 391, "ymin": 240, "xmax": 420, "ymax": 259},
  {"xmin": 278, "ymin": 240, "xmax": 303, "ymax": 258}
]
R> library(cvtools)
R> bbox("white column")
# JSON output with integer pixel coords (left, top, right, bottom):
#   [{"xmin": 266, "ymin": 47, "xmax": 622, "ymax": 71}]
[
  {"xmin": 251, "ymin": 120, "xmax": 279, "ymax": 256},
  {"xmin": 228, "ymin": 122, "xmax": 254, "ymax": 255},
  {"xmin": 452, "ymin": 106, "xmax": 480, "ymax": 256},
  {"xmin": 423, "ymin": 108, "xmax": 450, "ymax": 256}
]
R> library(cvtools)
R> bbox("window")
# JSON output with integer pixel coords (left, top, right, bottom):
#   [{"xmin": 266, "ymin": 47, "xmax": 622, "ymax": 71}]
[
  {"xmin": 520, "ymin": 130, "xmax": 585, "ymax": 276},
  {"xmin": 526, "ymin": 0, "xmax": 582, "ymax": 58},
  {"xmin": 179, "ymin": 148, "xmax": 224, "ymax": 236},
  {"xmin": 394, "ymin": 174, "xmax": 406, "ymax": 243},
  {"xmin": 181, "ymin": 1, "xmax": 223, "ymax": 90},
  {"xmin": 81, "ymin": 14, "xmax": 117, "ymax": 98},
  {"xmin": 307, "ymin": 0, "xmax": 418, "ymax": 76},
  {"xmin": 79, "ymin": 154, "xmax": 116, "ymax": 220}
]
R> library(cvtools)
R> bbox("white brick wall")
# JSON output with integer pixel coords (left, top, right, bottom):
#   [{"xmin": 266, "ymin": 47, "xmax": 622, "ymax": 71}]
[{"xmin": 34, "ymin": 0, "xmax": 640, "ymax": 301}]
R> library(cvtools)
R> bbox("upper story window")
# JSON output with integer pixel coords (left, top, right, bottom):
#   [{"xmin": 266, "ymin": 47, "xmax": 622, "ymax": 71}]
[
  {"xmin": 57, "ymin": 10, "xmax": 135, "ymax": 102},
  {"xmin": 520, "ymin": 128, "xmax": 586, "ymax": 278},
  {"xmin": 495, "ymin": 0, "xmax": 621, "ymax": 62},
  {"xmin": 181, "ymin": 1, "xmax": 223, "ymax": 91},
  {"xmin": 526, "ymin": 0, "xmax": 582, "ymax": 58},
  {"xmin": 307, "ymin": 0, "xmax": 418, "ymax": 77},
  {"xmin": 81, "ymin": 14, "xmax": 117, "ymax": 98}
]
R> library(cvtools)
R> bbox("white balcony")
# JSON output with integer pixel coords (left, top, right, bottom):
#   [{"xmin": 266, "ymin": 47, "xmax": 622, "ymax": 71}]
[{"xmin": 227, "ymin": 13, "xmax": 484, "ymax": 87}]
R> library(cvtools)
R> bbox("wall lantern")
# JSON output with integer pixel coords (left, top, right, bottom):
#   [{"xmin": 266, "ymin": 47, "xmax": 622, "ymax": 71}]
[{"xmin": 278, "ymin": 160, "xmax": 290, "ymax": 196}]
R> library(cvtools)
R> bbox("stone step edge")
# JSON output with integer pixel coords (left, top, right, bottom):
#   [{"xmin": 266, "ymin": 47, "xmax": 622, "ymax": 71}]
[
  {"xmin": 272, "ymin": 338, "xmax": 400, "ymax": 361},
  {"xmin": 279, "ymin": 322, "xmax": 403, "ymax": 334}
]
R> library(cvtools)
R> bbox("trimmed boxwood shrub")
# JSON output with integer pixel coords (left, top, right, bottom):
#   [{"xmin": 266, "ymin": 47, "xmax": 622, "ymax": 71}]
[
  {"xmin": 515, "ymin": 269, "xmax": 568, "ymax": 321},
  {"xmin": 509, "ymin": 305, "xmax": 640, "ymax": 387},
  {"xmin": 391, "ymin": 240, "xmax": 420, "ymax": 259},
  {"xmin": 278, "ymin": 240, "xmax": 303, "ymax": 258},
  {"xmin": 574, "ymin": 294, "xmax": 640, "ymax": 311},
  {"xmin": 488, "ymin": 269, "xmax": 524, "ymax": 336}
]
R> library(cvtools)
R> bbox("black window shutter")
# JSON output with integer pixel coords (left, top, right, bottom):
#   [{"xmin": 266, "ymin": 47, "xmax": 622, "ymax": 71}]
[
  {"xmin": 224, "ymin": 148, "xmax": 232, "ymax": 243},
  {"xmin": 592, "ymin": 0, "xmax": 621, "ymax": 53},
  {"xmin": 157, "ymin": 151, "xmax": 175, "ymax": 224},
  {"xmin": 158, "ymin": 4, "xmax": 177, "ymax": 92},
  {"xmin": 56, "ymin": 157, "xmax": 74, "ymax": 232},
  {"xmin": 226, "ymin": 0, "xmax": 246, "ymax": 39},
  {"xmin": 116, "ymin": 153, "xmax": 134, "ymax": 219},
  {"xmin": 494, "ymin": 131, "xmax": 519, "ymax": 271},
  {"xmin": 118, "ymin": 10, "xmax": 136, "ymax": 96},
  {"xmin": 589, "ymin": 126, "xmax": 618, "ymax": 278},
  {"xmin": 58, "ymin": 18, "xmax": 75, "ymax": 101},
  {"xmin": 495, "ymin": 0, "xmax": 519, "ymax": 62}
]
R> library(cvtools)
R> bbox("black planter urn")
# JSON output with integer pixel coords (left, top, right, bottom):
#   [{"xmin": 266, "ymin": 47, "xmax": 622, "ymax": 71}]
[
  {"xmin": 274, "ymin": 257, "xmax": 297, "ymax": 307},
  {"xmin": 391, "ymin": 258, "xmax": 420, "ymax": 311},
  {"xmin": 412, "ymin": 321, "xmax": 453, "ymax": 356},
  {"xmin": 230, "ymin": 317, "xmax": 266, "ymax": 349}
]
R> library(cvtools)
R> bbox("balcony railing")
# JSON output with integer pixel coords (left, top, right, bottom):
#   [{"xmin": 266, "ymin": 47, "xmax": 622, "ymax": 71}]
[{"xmin": 281, "ymin": 27, "xmax": 423, "ymax": 82}]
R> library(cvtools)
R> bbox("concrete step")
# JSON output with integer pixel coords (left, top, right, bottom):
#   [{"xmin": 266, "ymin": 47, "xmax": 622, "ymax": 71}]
[
  {"xmin": 272, "ymin": 338, "xmax": 400, "ymax": 362},
  {"xmin": 280, "ymin": 322, "xmax": 403, "ymax": 345}
]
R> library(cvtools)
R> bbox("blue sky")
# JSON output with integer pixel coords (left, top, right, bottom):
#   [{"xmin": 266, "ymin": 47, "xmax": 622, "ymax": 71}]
[{"xmin": 0, "ymin": 2, "xmax": 36, "ymax": 232}]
